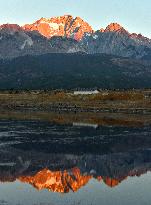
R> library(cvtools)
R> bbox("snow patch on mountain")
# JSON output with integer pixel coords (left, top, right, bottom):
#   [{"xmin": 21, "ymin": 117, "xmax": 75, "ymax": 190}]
[
  {"xmin": 93, "ymin": 35, "xmax": 98, "ymax": 39},
  {"xmin": 40, "ymin": 21, "xmax": 60, "ymax": 30},
  {"xmin": 20, "ymin": 38, "xmax": 33, "ymax": 50},
  {"xmin": 67, "ymin": 48, "xmax": 80, "ymax": 53}
]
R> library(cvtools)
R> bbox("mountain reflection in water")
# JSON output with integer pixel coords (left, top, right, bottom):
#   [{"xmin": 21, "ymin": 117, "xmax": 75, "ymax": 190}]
[
  {"xmin": 0, "ymin": 117, "xmax": 151, "ymax": 205},
  {"xmin": 1, "ymin": 148, "xmax": 151, "ymax": 193}
]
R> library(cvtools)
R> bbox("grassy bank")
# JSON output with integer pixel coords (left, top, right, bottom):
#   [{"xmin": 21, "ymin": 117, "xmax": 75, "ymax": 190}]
[{"xmin": 0, "ymin": 89, "xmax": 150, "ymax": 114}]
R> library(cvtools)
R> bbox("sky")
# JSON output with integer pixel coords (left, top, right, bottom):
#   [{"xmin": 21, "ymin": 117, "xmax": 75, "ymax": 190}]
[{"xmin": 0, "ymin": 0, "xmax": 151, "ymax": 37}]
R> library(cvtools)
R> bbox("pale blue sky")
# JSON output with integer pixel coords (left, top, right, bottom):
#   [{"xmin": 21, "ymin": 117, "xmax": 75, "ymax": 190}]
[{"xmin": 0, "ymin": 0, "xmax": 151, "ymax": 37}]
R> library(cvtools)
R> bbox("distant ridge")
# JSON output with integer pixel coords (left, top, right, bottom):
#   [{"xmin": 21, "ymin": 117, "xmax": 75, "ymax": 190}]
[{"xmin": 0, "ymin": 15, "xmax": 151, "ymax": 59}]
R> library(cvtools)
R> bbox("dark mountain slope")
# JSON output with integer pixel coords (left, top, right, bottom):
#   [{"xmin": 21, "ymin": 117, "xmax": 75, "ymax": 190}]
[{"xmin": 0, "ymin": 53, "xmax": 150, "ymax": 89}]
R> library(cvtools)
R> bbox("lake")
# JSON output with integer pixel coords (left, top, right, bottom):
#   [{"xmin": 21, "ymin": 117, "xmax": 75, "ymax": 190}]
[{"xmin": 0, "ymin": 116, "xmax": 151, "ymax": 205}]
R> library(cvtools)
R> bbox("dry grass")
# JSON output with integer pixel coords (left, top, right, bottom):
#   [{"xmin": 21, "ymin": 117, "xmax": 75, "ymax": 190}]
[{"xmin": 0, "ymin": 89, "xmax": 150, "ymax": 111}]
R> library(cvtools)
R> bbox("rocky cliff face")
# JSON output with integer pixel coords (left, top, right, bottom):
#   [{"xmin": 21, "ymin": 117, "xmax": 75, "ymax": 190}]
[
  {"xmin": 0, "ymin": 24, "xmax": 51, "ymax": 59},
  {"xmin": 81, "ymin": 23, "xmax": 151, "ymax": 59},
  {"xmin": 23, "ymin": 16, "xmax": 151, "ymax": 59},
  {"xmin": 0, "ymin": 16, "xmax": 151, "ymax": 59},
  {"xmin": 0, "ymin": 24, "xmax": 85, "ymax": 59},
  {"xmin": 23, "ymin": 15, "xmax": 93, "ymax": 41}
]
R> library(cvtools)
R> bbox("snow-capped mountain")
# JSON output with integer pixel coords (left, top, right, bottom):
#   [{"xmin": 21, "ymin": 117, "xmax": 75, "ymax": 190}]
[
  {"xmin": 0, "ymin": 15, "xmax": 151, "ymax": 59},
  {"xmin": 23, "ymin": 15, "xmax": 93, "ymax": 41},
  {"xmin": 81, "ymin": 23, "xmax": 151, "ymax": 59},
  {"xmin": 0, "ymin": 23, "xmax": 85, "ymax": 59}
]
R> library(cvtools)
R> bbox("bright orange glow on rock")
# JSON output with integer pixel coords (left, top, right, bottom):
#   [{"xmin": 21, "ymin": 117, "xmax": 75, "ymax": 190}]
[
  {"xmin": 99, "ymin": 28, "xmax": 105, "ymax": 33},
  {"xmin": 104, "ymin": 23, "xmax": 125, "ymax": 33},
  {"xmin": 103, "ymin": 177, "xmax": 120, "ymax": 188},
  {"xmin": 0, "ymin": 166, "xmax": 149, "ymax": 192},
  {"xmin": 23, "ymin": 15, "xmax": 93, "ymax": 40},
  {"xmin": 19, "ymin": 168, "xmax": 92, "ymax": 193}
]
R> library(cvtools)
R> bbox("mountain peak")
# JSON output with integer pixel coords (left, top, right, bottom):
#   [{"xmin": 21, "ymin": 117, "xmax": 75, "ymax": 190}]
[
  {"xmin": 104, "ymin": 23, "xmax": 127, "ymax": 33},
  {"xmin": 99, "ymin": 28, "xmax": 105, "ymax": 32},
  {"xmin": 23, "ymin": 15, "xmax": 93, "ymax": 40},
  {"xmin": 0, "ymin": 24, "xmax": 21, "ymax": 31}
]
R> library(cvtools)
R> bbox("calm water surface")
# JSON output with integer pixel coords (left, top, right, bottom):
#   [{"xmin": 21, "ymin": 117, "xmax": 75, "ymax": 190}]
[{"xmin": 0, "ymin": 118, "xmax": 151, "ymax": 205}]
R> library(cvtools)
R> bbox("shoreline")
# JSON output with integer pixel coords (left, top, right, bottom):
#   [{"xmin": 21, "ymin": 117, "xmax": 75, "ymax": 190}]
[{"xmin": 0, "ymin": 110, "xmax": 151, "ymax": 127}]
